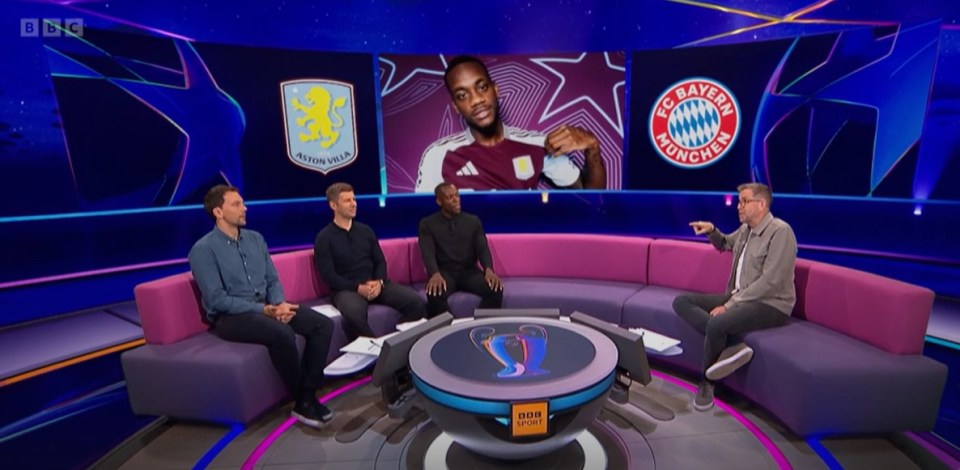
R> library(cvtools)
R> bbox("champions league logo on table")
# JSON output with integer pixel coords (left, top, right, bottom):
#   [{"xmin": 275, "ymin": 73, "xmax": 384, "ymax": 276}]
[{"xmin": 470, "ymin": 325, "xmax": 550, "ymax": 379}]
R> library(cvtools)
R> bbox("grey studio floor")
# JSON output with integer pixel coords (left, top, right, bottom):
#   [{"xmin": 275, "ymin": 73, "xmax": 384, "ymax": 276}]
[{"xmin": 112, "ymin": 371, "xmax": 935, "ymax": 470}]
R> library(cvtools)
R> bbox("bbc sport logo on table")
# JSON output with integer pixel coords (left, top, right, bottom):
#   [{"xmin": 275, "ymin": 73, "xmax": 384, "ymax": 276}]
[{"xmin": 648, "ymin": 77, "xmax": 741, "ymax": 169}]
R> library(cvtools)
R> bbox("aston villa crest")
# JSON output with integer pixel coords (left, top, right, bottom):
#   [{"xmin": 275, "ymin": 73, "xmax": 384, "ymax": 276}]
[{"xmin": 281, "ymin": 79, "xmax": 358, "ymax": 174}]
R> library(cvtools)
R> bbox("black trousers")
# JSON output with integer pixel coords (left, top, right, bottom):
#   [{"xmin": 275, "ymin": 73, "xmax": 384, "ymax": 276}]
[
  {"xmin": 426, "ymin": 269, "xmax": 503, "ymax": 318},
  {"xmin": 213, "ymin": 305, "xmax": 334, "ymax": 402},
  {"xmin": 672, "ymin": 293, "xmax": 786, "ymax": 378},
  {"xmin": 333, "ymin": 281, "xmax": 426, "ymax": 338}
]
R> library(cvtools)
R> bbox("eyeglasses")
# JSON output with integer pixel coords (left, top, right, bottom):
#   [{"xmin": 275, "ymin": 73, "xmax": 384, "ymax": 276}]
[{"xmin": 737, "ymin": 199, "xmax": 762, "ymax": 207}]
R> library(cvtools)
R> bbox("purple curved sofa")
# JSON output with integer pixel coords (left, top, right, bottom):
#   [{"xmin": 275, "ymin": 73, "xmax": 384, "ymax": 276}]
[{"xmin": 122, "ymin": 234, "xmax": 947, "ymax": 436}]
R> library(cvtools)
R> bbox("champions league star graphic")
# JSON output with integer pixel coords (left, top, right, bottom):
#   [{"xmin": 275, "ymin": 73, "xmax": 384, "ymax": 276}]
[{"xmin": 470, "ymin": 325, "xmax": 549, "ymax": 379}]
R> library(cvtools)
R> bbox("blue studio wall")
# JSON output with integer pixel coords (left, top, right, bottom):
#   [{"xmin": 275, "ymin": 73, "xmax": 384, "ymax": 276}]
[{"xmin": 3, "ymin": 0, "xmax": 960, "ymax": 328}]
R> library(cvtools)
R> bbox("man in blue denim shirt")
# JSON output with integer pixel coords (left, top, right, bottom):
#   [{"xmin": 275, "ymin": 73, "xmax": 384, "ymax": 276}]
[
  {"xmin": 188, "ymin": 185, "xmax": 335, "ymax": 428},
  {"xmin": 674, "ymin": 182, "xmax": 797, "ymax": 412}
]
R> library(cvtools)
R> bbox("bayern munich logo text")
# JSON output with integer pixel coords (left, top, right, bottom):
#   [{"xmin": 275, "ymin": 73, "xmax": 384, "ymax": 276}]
[{"xmin": 649, "ymin": 78, "xmax": 741, "ymax": 168}]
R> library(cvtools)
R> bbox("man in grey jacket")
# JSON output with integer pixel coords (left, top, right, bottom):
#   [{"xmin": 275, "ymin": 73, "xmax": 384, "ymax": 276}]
[{"xmin": 674, "ymin": 182, "xmax": 797, "ymax": 411}]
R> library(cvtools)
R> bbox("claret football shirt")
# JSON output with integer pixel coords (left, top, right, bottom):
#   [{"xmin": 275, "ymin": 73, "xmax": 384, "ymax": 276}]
[{"xmin": 415, "ymin": 126, "xmax": 580, "ymax": 192}]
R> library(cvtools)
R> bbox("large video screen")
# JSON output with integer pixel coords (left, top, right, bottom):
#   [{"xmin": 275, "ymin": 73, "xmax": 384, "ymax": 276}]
[
  {"xmin": 380, "ymin": 52, "xmax": 625, "ymax": 193},
  {"xmin": 3, "ymin": 17, "xmax": 960, "ymax": 327},
  {"xmin": 627, "ymin": 23, "xmax": 944, "ymax": 200},
  {"xmin": 0, "ymin": 28, "xmax": 381, "ymax": 218}
]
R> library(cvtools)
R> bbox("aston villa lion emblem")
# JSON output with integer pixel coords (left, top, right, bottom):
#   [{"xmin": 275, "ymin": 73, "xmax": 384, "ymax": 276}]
[
  {"xmin": 512, "ymin": 155, "xmax": 535, "ymax": 181},
  {"xmin": 649, "ymin": 77, "xmax": 740, "ymax": 168},
  {"xmin": 281, "ymin": 79, "xmax": 358, "ymax": 174}
]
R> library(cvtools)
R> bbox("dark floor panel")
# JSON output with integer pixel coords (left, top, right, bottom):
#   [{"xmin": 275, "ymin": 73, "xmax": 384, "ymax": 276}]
[
  {"xmin": 929, "ymin": 297, "xmax": 960, "ymax": 343},
  {"xmin": 0, "ymin": 383, "xmax": 155, "ymax": 470},
  {"xmin": 0, "ymin": 311, "xmax": 142, "ymax": 379},
  {"xmin": 105, "ymin": 301, "xmax": 143, "ymax": 326}
]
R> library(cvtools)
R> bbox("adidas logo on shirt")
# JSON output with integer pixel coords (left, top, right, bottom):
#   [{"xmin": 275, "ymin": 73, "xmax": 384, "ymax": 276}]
[{"xmin": 456, "ymin": 161, "xmax": 479, "ymax": 176}]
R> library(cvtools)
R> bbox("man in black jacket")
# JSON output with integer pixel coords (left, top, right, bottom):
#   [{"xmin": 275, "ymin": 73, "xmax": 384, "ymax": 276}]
[
  {"xmin": 418, "ymin": 182, "xmax": 503, "ymax": 317},
  {"xmin": 314, "ymin": 182, "xmax": 425, "ymax": 337}
]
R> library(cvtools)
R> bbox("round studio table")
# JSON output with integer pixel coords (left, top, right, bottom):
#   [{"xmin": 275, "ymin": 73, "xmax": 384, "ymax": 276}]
[{"xmin": 409, "ymin": 316, "xmax": 618, "ymax": 460}]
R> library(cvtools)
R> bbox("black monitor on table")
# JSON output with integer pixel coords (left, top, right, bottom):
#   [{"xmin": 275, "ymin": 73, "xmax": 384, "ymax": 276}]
[
  {"xmin": 371, "ymin": 312, "xmax": 454, "ymax": 406},
  {"xmin": 569, "ymin": 311, "xmax": 651, "ymax": 386},
  {"xmin": 474, "ymin": 308, "xmax": 561, "ymax": 319}
]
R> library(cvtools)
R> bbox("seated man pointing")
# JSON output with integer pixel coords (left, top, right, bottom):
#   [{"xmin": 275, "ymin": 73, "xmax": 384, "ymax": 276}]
[{"xmin": 673, "ymin": 182, "xmax": 796, "ymax": 412}]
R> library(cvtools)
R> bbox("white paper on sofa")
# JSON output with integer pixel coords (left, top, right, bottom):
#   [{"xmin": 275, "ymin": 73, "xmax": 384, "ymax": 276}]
[
  {"xmin": 311, "ymin": 304, "xmax": 342, "ymax": 318},
  {"xmin": 338, "ymin": 331, "xmax": 401, "ymax": 356},
  {"xmin": 396, "ymin": 318, "xmax": 428, "ymax": 331},
  {"xmin": 628, "ymin": 328, "xmax": 681, "ymax": 353}
]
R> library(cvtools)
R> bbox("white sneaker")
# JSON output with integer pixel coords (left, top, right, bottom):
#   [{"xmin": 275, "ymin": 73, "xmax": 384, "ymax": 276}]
[{"xmin": 705, "ymin": 343, "xmax": 753, "ymax": 380}]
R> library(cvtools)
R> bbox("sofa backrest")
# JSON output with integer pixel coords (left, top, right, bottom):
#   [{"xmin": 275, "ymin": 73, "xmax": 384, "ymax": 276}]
[
  {"xmin": 648, "ymin": 239, "xmax": 732, "ymax": 293},
  {"xmin": 803, "ymin": 263, "xmax": 934, "ymax": 355},
  {"xmin": 647, "ymin": 238, "xmax": 933, "ymax": 354},
  {"xmin": 489, "ymin": 233, "xmax": 651, "ymax": 283},
  {"xmin": 134, "ymin": 272, "xmax": 208, "ymax": 345},
  {"xmin": 790, "ymin": 258, "xmax": 819, "ymax": 319},
  {"xmin": 381, "ymin": 237, "xmax": 415, "ymax": 285},
  {"xmin": 408, "ymin": 233, "xmax": 652, "ymax": 284},
  {"xmin": 137, "ymin": 239, "xmax": 418, "ymax": 344},
  {"xmin": 409, "ymin": 240, "xmax": 428, "ymax": 283},
  {"xmin": 274, "ymin": 238, "xmax": 414, "ymax": 298},
  {"xmin": 273, "ymin": 250, "xmax": 328, "ymax": 303},
  {"xmin": 137, "ymin": 234, "xmax": 934, "ymax": 356},
  {"xmin": 649, "ymin": 239, "xmax": 819, "ymax": 319}
]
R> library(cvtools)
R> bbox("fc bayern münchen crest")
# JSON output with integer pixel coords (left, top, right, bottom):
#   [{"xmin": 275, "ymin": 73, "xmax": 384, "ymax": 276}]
[
  {"xmin": 648, "ymin": 77, "xmax": 740, "ymax": 169},
  {"xmin": 281, "ymin": 79, "xmax": 358, "ymax": 174}
]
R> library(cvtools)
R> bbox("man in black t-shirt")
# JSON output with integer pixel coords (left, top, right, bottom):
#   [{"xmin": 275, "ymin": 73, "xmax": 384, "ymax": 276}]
[
  {"xmin": 314, "ymin": 182, "xmax": 425, "ymax": 337},
  {"xmin": 417, "ymin": 182, "xmax": 503, "ymax": 317}
]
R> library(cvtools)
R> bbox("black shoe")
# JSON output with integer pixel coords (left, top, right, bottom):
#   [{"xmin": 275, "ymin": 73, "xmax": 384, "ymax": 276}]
[
  {"xmin": 314, "ymin": 401, "xmax": 335, "ymax": 423},
  {"xmin": 291, "ymin": 401, "xmax": 334, "ymax": 428}
]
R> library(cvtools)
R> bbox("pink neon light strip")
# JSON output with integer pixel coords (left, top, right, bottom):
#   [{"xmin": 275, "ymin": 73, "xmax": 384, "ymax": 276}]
[
  {"xmin": 241, "ymin": 376, "xmax": 372, "ymax": 470},
  {"xmin": 652, "ymin": 371, "xmax": 793, "ymax": 470}
]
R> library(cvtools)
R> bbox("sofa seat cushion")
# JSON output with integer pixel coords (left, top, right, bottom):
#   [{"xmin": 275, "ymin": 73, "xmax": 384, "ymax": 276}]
[
  {"xmin": 303, "ymin": 297, "xmax": 400, "ymax": 342},
  {"xmin": 733, "ymin": 321, "xmax": 948, "ymax": 434},
  {"xmin": 622, "ymin": 285, "xmax": 948, "ymax": 435},
  {"xmin": 122, "ymin": 332, "xmax": 304, "ymax": 423},
  {"xmin": 415, "ymin": 277, "xmax": 644, "ymax": 321},
  {"xmin": 621, "ymin": 285, "xmax": 710, "ymax": 370},
  {"xmin": 502, "ymin": 277, "xmax": 644, "ymax": 324},
  {"xmin": 411, "ymin": 283, "xmax": 482, "ymax": 318}
]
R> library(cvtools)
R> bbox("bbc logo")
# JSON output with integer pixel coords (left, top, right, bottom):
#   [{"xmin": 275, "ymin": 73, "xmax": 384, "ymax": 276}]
[{"xmin": 20, "ymin": 18, "xmax": 84, "ymax": 37}]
